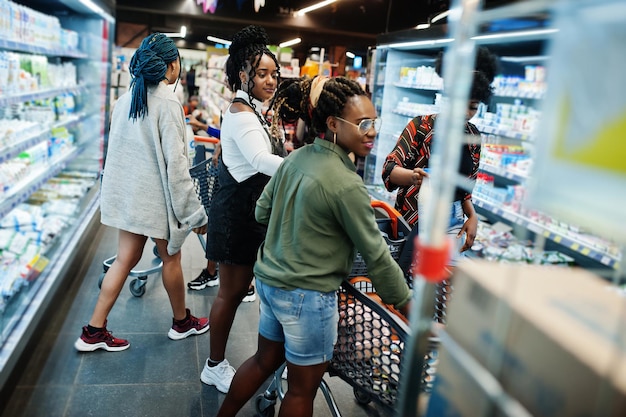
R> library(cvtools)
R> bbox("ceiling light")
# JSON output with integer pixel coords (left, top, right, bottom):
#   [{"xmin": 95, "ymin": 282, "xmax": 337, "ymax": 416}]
[
  {"xmin": 383, "ymin": 27, "xmax": 558, "ymax": 50},
  {"xmin": 431, "ymin": 10, "xmax": 450, "ymax": 23},
  {"xmin": 79, "ymin": 0, "xmax": 114, "ymax": 22},
  {"xmin": 279, "ymin": 38, "xmax": 301, "ymax": 48},
  {"xmin": 471, "ymin": 28, "xmax": 558, "ymax": 41},
  {"xmin": 345, "ymin": 51, "xmax": 355, "ymax": 59},
  {"xmin": 416, "ymin": 23, "xmax": 431, "ymax": 30},
  {"xmin": 207, "ymin": 35, "xmax": 232, "ymax": 46},
  {"xmin": 386, "ymin": 38, "xmax": 454, "ymax": 49},
  {"xmin": 180, "ymin": 26, "xmax": 186, "ymax": 38},
  {"xmin": 294, "ymin": 0, "xmax": 337, "ymax": 17}
]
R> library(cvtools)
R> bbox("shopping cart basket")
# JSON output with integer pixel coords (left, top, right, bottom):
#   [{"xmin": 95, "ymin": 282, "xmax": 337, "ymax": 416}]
[
  {"xmin": 189, "ymin": 136, "xmax": 220, "ymax": 252},
  {"xmin": 328, "ymin": 276, "xmax": 412, "ymax": 410},
  {"xmin": 349, "ymin": 200, "xmax": 412, "ymax": 280},
  {"xmin": 346, "ymin": 201, "xmax": 443, "ymax": 396}
]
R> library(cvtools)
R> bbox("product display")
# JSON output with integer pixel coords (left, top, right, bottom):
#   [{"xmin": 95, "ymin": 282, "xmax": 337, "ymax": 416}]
[
  {"xmin": 0, "ymin": 0, "xmax": 111, "ymax": 389},
  {"xmin": 368, "ymin": 35, "xmax": 620, "ymax": 278}
]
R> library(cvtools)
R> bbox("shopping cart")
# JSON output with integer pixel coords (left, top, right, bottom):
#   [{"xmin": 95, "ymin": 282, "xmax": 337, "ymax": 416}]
[
  {"xmin": 98, "ymin": 135, "xmax": 220, "ymax": 298},
  {"xmin": 254, "ymin": 200, "xmax": 414, "ymax": 416},
  {"xmin": 349, "ymin": 200, "xmax": 412, "ymax": 280},
  {"xmin": 329, "ymin": 276, "xmax": 413, "ymax": 410},
  {"xmin": 189, "ymin": 135, "xmax": 220, "ymax": 252}
]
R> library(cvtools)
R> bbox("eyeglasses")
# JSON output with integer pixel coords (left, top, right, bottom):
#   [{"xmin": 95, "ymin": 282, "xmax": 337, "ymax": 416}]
[{"xmin": 336, "ymin": 117, "xmax": 382, "ymax": 135}]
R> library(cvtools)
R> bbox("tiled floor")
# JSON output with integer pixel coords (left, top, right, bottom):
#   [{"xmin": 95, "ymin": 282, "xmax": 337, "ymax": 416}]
[{"xmin": 1, "ymin": 224, "xmax": 393, "ymax": 417}]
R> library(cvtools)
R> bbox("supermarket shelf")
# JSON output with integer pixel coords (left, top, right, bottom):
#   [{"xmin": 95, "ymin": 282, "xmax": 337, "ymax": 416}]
[
  {"xmin": 0, "ymin": 37, "xmax": 87, "ymax": 58},
  {"xmin": 473, "ymin": 122, "xmax": 534, "ymax": 141},
  {"xmin": 0, "ymin": 130, "xmax": 50, "ymax": 165},
  {"xmin": 393, "ymin": 82, "xmax": 441, "ymax": 91},
  {"xmin": 473, "ymin": 195, "xmax": 620, "ymax": 269},
  {"xmin": 0, "ymin": 147, "xmax": 84, "ymax": 219},
  {"xmin": 479, "ymin": 162, "xmax": 528, "ymax": 182},
  {"xmin": 0, "ymin": 185, "xmax": 100, "ymax": 389},
  {"xmin": 392, "ymin": 108, "xmax": 440, "ymax": 118},
  {"xmin": 0, "ymin": 113, "xmax": 89, "ymax": 164},
  {"xmin": 493, "ymin": 91, "xmax": 544, "ymax": 100},
  {"xmin": 206, "ymin": 77, "xmax": 229, "ymax": 88},
  {"xmin": 0, "ymin": 85, "xmax": 88, "ymax": 108}
]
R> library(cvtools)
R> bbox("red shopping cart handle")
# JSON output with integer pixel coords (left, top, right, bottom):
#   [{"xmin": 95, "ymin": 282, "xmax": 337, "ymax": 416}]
[
  {"xmin": 194, "ymin": 135, "xmax": 220, "ymax": 144},
  {"xmin": 370, "ymin": 200, "xmax": 402, "ymax": 238}
]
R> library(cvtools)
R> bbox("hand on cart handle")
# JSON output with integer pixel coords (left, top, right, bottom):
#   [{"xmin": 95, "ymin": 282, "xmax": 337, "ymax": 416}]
[
  {"xmin": 398, "ymin": 299, "xmax": 412, "ymax": 319},
  {"xmin": 410, "ymin": 167, "xmax": 429, "ymax": 188},
  {"xmin": 211, "ymin": 141, "xmax": 221, "ymax": 168},
  {"xmin": 192, "ymin": 223, "xmax": 207, "ymax": 235}
]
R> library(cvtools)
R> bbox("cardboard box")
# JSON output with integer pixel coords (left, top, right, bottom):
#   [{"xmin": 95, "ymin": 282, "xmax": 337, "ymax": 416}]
[{"xmin": 426, "ymin": 260, "xmax": 626, "ymax": 417}]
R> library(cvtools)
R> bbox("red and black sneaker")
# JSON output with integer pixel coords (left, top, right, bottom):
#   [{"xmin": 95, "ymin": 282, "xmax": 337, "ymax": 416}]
[
  {"xmin": 168, "ymin": 308, "xmax": 210, "ymax": 340},
  {"xmin": 74, "ymin": 325, "xmax": 130, "ymax": 352}
]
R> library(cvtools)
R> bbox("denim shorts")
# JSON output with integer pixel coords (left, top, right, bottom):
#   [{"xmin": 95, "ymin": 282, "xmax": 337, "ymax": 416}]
[{"xmin": 256, "ymin": 279, "xmax": 338, "ymax": 366}]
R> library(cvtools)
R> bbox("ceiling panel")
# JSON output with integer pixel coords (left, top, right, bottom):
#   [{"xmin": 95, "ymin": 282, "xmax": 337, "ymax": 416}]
[{"xmin": 114, "ymin": 0, "xmax": 442, "ymax": 55}]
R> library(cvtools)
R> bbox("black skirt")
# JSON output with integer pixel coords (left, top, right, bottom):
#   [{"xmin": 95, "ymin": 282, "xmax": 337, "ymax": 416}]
[{"xmin": 206, "ymin": 159, "xmax": 270, "ymax": 265}]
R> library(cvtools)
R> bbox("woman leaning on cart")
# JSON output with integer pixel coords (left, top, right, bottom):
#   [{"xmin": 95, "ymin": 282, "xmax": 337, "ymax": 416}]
[
  {"xmin": 215, "ymin": 76, "xmax": 412, "ymax": 417},
  {"xmin": 74, "ymin": 33, "xmax": 209, "ymax": 352}
]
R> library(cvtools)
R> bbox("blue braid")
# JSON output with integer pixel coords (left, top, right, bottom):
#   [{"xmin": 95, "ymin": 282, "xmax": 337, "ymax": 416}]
[{"xmin": 128, "ymin": 33, "xmax": 179, "ymax": 120}]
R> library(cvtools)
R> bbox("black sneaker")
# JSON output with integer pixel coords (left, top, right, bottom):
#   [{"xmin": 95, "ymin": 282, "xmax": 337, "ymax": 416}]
[
  {"xmin": 242, "ymin": 285, "xmax": 256, "ymax": 303},
  {"xmin": 188, "ymin": 269, "xmax": 219, "ymax": 290}
]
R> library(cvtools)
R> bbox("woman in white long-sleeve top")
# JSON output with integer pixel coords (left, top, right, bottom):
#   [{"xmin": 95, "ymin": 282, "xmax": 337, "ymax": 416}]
[{"xmin": 200, "ymin": 25, "xmax": 285, "ymax": 394}]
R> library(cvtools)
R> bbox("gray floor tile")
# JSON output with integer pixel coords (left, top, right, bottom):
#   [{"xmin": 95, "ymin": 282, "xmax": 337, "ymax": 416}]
[
  {"xmin": 67, "ymin": 383, "xmax": 204, "ymax": 417},
  {"xmin": 1, "ymin": 225, "xmax": 394, "ymax": 417},
  {"xmin": 2, "ymin": 385, "xmax": 73, "ymax": 417}
]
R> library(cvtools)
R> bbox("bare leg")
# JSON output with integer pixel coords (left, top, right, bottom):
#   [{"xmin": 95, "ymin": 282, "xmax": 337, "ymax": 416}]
[
  {"xmin": 154, "ymin": 238, "xmax": 186, "ymax": 320},
  {"xmin": 208, "ymin": 263, "xmax": 253, "ymax": 361},
  {"xmin": 279, "ymin": 361, "xmax": 329, "ymax": 417},
  {"xmin": 89, "ymin": 230, "xmax": 147, "ymax": 327},
  {"xmin": 216, "ymin": 335, "xmax": 285, "ymax": 417},
  {"xmin": 206, "ymin": 259, "xmax": 218, "ymax": 275}
]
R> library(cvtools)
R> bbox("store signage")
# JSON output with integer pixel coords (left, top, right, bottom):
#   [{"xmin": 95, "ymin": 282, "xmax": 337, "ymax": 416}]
[
  {"xmin": 197, "ymin": 0, "xmax": 265, "ymax": 13},
  {"xmin": 197, "ymin": 0, "xmax": 217, "ymax": 14}
]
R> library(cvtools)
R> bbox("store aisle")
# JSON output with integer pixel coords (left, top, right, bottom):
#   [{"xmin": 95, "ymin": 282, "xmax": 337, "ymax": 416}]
[{"xmin": 1, "ymin": 224, "xmax": 390, "ymax": 417}]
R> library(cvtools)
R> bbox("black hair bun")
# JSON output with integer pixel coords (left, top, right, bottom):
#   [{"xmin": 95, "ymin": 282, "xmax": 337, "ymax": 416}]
[
  {"xmin": 475, "ymin": 46, "xmax": 498, "ymax": 83},
  {"xmin": 229, "ymin": 25, "xmax": 270, "ymax": 56},
  {"xmin": 434, "ymin": 46, "xmax": 498, "ymax": 82}
]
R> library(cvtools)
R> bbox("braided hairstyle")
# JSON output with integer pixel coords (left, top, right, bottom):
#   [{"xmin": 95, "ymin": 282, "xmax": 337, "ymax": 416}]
[
  {"xmin": 269, "ymin": 76, "xmax": 367, "ymax": 144},
  {"xmin": 268, "ymin": 77, "xmax": 315, "ymax": 144},
  {"xmin": 435, "ymin": 46, "xmax": 499, "ymax": 103},
  {"xmin": 225, "ymin": 25, "xmax": 280, "ymax": 110},
  {"xmin": 311, "ymin": 77, "xmax": 367, "ymax": 139},
  {"xmin": 128, "ymin": 33, "xmax": 179, "ymax": 120}
]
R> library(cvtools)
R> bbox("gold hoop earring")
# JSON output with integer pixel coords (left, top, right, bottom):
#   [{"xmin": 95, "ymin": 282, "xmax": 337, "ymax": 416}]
[{"xmin": 333, "ymin": 132, "xmax": 337, "ymax": 145}]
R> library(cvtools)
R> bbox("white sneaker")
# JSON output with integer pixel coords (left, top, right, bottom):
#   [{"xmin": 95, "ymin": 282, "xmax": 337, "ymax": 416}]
[
  {"xmin": 201, "ymin": 359, "xmax": 236, "ymax": 393},
  {"xmin": 242, "ymin": 285, "xmax": 256, "ymax": 303}
]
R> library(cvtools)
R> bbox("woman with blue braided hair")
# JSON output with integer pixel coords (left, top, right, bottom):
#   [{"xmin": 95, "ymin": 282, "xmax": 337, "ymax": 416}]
[
  {"xmin": 200, "ymin": 25, "xmax": 284, "ymax": 393},
  {"xmin": 74, "ymin": 33, "xmax": 210, "ymax": 353}
]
